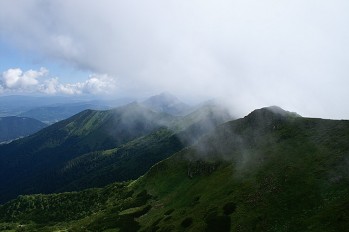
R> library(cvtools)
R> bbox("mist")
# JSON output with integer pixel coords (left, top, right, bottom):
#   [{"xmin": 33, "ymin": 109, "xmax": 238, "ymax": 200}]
[{"xmin": 1, "ymin": 1, "xmax": 349, "ymax": 119}]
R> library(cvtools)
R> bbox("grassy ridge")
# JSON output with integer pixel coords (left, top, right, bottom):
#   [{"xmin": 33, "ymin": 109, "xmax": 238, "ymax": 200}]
[
  {"xmin": 135, "ymin": 109, "xmax": 349, "ymax": 231},
  {"xmin": 0, "ymin": 102, "xmax": 231, "ymax": 204},
  {"xmin": 1, "ymin": 107, "xmax": 349, "ymax": 231},
  {"xmin": 0, "ymin": 103, "xmax": 175, "ymax": 203}
]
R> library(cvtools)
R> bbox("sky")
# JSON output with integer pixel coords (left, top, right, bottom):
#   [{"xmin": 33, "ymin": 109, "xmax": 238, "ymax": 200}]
[{"xmin": 0, "ymin": 0, "xmax": 349, "ymax": 119}]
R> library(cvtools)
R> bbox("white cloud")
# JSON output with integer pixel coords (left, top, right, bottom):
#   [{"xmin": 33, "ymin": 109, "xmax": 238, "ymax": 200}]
[
  {"xmin": 0, "ymin": 1, "xmax": 349, "ymax": 118},
  {"xmin": 82, "ymin": 74, "xmax": 117, "ymax": 94},
  {"xmin": 1, "ymin": 68, "xmax": 117, "ymax": 95},
  {"xmin": 40, "ymin": 78, "xmax": 60, "ymax": 95},
  {"xmin": 2, "ymin": 67, "xmax": 47, "ymax": 90}
]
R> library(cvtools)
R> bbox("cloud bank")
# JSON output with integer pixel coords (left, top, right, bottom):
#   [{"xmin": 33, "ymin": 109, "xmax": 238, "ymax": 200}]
[
  {"xmin": 2, "ymin": 67, "xmax": 48, "ymax": 90},
  {"xmin": 0, "ymin": 1, "xmax": 349, "ymax": 118},
  {"xmin": 0, "ymin": 68, "xmax": 116, "ymax": 95}
]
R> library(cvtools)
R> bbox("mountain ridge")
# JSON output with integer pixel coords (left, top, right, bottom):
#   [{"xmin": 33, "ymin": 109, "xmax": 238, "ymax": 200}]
[
  {"xmin": 1, "ymin": 106, "xmax": 348, "ymax": 231},
  {"xmin": 0, "ymin": 102, "xmax": 177, "ymax": 203},
  {"xmin": 0, "ymin": 100, "xmax": 231, "ymax": 203}
]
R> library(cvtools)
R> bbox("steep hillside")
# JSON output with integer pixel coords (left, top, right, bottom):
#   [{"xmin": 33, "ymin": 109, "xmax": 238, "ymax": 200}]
[
  {"xmin": 41, "ymin": 103, "xmax": 231, "ymax": 193},
  {"xmin": 0, "ymin": 116, "xmax": 46, "ymax": 143},
  {"xmin": 52, "ymin": 128, "xmax": 183, "ymax": 192},
  {"xmin": 0, "ymin": 102, "xmax": 231, "ymax": 203},
  {"xmin": 0, "ymin": 102, "xmax": 175, "ymax": 203},
  {"xmin": 1, "ymin": 107, "xmax": 349, "ymax": 231}
]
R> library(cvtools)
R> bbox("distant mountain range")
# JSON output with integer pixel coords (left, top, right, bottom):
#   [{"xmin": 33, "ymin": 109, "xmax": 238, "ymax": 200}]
[
  {"xmin": 1, "ymin": 106, "xmax": 348, "ymax": 231},
  {"xmin": 0, "ymin": 116, "xmax": 46, "ymax": 143},
  {"xmin": 0, "ymin": 94, "xmax": 134, "ymax": 121},
  {"xmin": 0, "ymin": 95, "xmax": 91, "ymax": 116},
  {"xmin": 19, "ymin": 103, "xmax": 110, "ymax": 124}
]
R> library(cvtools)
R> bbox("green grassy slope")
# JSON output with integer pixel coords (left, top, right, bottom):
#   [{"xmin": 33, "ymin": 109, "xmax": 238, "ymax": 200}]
[
  {"xmin": 54, "ymin": 128, "xmax": 183, "ymax": 192},
  {"xmin": 137, "ymin": 113, "xmax": 349, "ymax": 231},
  {"xmin": 45, "ymin": 103, "xmax": 232, "ymax": 192},
  {"xmin": 0, "ymin": 103, "xmax": 175, "ymax": 203},
  {"xmin": 0, "ymin": 102, "xmax": 231, "ymax": 204},
  {"xmin": 1, "ymin": 107, "xmax": 349, "ymax": 231}
]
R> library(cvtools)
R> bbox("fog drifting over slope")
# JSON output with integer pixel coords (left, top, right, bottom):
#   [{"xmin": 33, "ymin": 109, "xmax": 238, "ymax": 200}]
[{"xmin": 0, "ymin": 0, "xmax": 349, "ymax": 119}]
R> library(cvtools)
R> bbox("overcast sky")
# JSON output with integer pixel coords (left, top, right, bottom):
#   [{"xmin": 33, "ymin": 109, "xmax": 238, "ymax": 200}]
[{"xmin": 0, "ymin": 0, "xmax": 349, "ymax": 119}]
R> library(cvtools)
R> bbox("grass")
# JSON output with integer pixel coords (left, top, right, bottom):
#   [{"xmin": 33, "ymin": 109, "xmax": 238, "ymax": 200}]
[{"xmin": 1, "ymin": 108, "xmax": 349, "ymax": 231}]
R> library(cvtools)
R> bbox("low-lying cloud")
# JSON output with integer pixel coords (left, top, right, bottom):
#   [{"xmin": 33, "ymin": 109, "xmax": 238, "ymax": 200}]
[
  {"xmin": 0, "ymin": 1, "xmax": 349, "ymax": 119},
  {"xmin": 0, "ymin": 68, "xmax": 117, "ymax": 95}
]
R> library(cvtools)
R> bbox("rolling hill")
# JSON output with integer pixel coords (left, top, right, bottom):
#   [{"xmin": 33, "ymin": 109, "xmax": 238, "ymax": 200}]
[
  {"xmin": 1, "ymin": 106, "xmax": 348, "ymax": 231},
  {"xmin": 0, "ymin": 116, "xmax": 46, "ymax": 143}
]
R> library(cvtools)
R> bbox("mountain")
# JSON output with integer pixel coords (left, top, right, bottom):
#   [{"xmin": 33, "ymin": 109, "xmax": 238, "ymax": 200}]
[
  {"xmin": 142, "ymin": 92, "xmax": 192, "ymax": 116},
  {"xmin": 19, "ymin": 103, "xmax": 110, "ymax": 124},
  {"xmin": 0, "ymin": 102, "xmax": 176, "ymax": 203},
  {"xmin": 1, "ymin": 106, "xmax": 349, "ymax": 231},
  {"xmin": 0, "ymin": 101, "xmax": 230, "ymax": 203},
  {"xmin": 0, "ymin": 116, "xmax": 46, "ymax": 143},
  {"xmin": 50, "ymin": 103, "xmax": 232, "ymax": 192}
]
